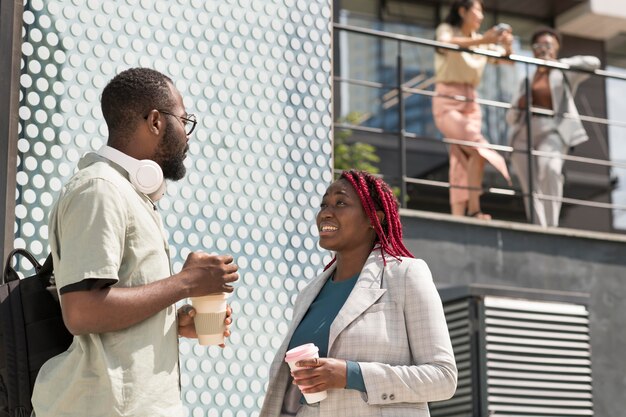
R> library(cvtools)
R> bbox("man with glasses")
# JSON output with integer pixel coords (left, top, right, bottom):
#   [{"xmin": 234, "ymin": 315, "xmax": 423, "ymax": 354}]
[
  {"xmin": 158, "ymin": 110, "xmax": 197, "ymax": 135},
  {"xmin": 507, "ymin": 27, "xmax": 600, "ymax": 227},
  {"xmin": 31, "ymin": 67, "xmax": 238, "ymax": 417}
]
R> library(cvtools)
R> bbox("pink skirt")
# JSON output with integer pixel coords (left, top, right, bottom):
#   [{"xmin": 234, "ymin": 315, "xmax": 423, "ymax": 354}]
[{"xmin": 432, "ymin": 82, "xmax": 511, "ymax": 204}]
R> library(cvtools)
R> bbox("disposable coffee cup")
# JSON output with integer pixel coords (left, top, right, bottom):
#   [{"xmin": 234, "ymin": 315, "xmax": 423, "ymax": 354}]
[
  {"xmin": 285, "ymin": 343, "xmax": 327, "ymax": 404},
  {"xmin": 190, "ymin": 293, "xmax": 228, "ymax": 346}
]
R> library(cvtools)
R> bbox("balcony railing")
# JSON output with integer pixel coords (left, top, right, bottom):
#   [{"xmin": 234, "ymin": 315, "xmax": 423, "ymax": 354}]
[{"xmin": 333, "ymin": 22, "xmax": 626, "ymax": 228}]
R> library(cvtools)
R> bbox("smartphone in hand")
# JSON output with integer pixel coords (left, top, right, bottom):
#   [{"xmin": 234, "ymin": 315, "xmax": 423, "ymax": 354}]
[{"xmin": 495, "ymin": 23, "xmax": 512, "ymax": 33}]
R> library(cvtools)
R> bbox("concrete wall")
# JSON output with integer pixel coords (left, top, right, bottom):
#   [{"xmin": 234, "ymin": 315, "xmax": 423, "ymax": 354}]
[{"xmin": 401, "ymin": 210, "xmax": 626, "ymax": 417}]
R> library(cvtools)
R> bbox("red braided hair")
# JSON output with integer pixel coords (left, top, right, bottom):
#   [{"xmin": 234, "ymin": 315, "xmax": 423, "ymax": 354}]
[{"xmin": 323, "ymin": 170, "xmax": 414, "ymax": 270}]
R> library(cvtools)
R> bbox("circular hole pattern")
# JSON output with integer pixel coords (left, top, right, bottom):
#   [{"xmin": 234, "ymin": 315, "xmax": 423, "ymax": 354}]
[{"xmin": 16, "ymin": 1, "xmax": 332, "ymax": 416}]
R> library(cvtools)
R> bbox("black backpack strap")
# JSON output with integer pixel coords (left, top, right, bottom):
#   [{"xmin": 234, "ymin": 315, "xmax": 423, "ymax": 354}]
[
  {"xmin": 40, "ymin": 254, "xmax": 53, "ymax": 275},
  {"xmin": 38, "ymin": 254, "xmax": 54, "ymax": 287},
  {"xmin": 8, "ymin": 280, "xmax": 30, "ymax": 415},
  {"xmin": 3, "ymin": 250, "xmax": 43, "ymax": 285}
]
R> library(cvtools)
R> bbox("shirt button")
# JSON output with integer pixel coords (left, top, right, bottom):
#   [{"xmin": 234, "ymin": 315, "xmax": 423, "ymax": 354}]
[
  {"xmin": 381, "ymin": 394, "xmax": 387, "ymax": 400},
  {"xmin": 389, "ymin": 394, "xmax": 395, "ymax": 400}
]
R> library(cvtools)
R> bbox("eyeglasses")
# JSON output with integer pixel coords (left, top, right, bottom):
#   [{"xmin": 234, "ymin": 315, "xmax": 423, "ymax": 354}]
[
  {"xmin": 157, "ymin": 110, "xmax": 197, "ymax": 136},
  {"xmin": 532, "ymin": 42, "xmax": 556, "ymax": 51}
]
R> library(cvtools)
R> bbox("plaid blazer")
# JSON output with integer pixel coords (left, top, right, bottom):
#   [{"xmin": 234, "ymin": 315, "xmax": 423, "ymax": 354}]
[
  {"xmin": 506, "ymin": 55, "xmax": 601, "ymax": 148},
  {"xmin": 260, "ymin": 251, "xmax": 457, "ymax": 417}
]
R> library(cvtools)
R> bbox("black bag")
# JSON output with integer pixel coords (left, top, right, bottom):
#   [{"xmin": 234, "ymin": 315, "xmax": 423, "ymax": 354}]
[{"xmin": 0, "ymin": 249, "xmax": 73, "ymax": 417}]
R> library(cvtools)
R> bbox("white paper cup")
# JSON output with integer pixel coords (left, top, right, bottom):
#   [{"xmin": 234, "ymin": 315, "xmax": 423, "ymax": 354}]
[
  {"xmin": 190, "ymin": 293, "xmax": 228, "ymax": 345},
  {"xmin": 285, "ymin": 343, "xmax": 328, "ymax": 404}
]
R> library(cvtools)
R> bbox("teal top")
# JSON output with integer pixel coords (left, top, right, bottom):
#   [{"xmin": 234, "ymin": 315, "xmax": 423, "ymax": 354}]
[{"xmin": 288, "ymin": 272, "xmax": 366, "ymax": 392}]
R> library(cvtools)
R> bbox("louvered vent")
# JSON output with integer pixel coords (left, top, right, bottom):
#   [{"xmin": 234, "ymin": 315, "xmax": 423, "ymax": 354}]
[
  {"xmin": 484, "ymin": 296, "xmax": 592, "ymax": 417},
  {"xmin": 430, "ymin": 298, "xmax": 476, "ymax": 417},
  {"xmin": 430, "ymin": 286, "xmax": 592, "ymax": 417}
]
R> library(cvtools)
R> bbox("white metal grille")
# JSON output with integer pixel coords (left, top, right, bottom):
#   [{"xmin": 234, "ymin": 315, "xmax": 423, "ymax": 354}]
[
  {"xmin": 484, "ymin": 296, "xmax": 593, "ymax": 417},
  {"xmin": 430, "ymin": 293, "xmax": 592, "ymax": 417}
]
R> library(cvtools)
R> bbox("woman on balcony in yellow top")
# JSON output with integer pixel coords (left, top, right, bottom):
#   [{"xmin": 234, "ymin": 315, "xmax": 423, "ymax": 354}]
[{"xmin": 432, "ymin": 0, "xmax": 513, "ymax": 219}]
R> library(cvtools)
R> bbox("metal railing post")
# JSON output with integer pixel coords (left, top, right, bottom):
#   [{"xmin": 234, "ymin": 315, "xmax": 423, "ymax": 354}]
[
  {"xmin": 524, "ymin": 64, "xmax": 535, "ymax": 224},
  {"xmin": 397, "ymin": 41, "xmax": 407, "ymax": 207}
]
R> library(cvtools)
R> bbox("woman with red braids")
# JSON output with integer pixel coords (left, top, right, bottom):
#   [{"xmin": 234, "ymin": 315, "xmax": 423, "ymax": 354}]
[{"xmin": 260, "ymin": 170, "xmax": 457, "ymax": 417}]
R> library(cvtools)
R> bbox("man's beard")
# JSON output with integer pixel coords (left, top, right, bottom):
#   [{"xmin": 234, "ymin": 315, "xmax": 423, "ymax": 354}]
[{"xmin": 155, "ymin": 122, "xmax": 187, "ymax": 181}]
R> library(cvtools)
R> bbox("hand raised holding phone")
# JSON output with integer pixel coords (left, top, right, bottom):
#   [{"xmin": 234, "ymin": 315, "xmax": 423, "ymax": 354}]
[
  {"xmin": 483, "ymin": 22, "xmax": 512, "ymax": 44},
  {"xmin": 495, "ymin": 23, "xmax": 512, "ymax": 33}
]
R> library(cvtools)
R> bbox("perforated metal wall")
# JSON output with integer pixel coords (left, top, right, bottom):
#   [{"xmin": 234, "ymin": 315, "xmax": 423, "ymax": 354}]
[{"xmin": 15, "ymin": 1, "xmax": 333, "ymax": 415}]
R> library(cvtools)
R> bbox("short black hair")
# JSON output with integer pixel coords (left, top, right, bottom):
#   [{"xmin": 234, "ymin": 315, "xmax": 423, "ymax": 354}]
[
  {"xmin": 531, "ymin": 27, "xmax": 562, "ymax": 47},
  {"xmin": 444, "ymin": 0, "xmax": 484, "ymax": 27},
  {"xmin": 101, "ymin": 67, "xmax": 175, "ymax": 139}
]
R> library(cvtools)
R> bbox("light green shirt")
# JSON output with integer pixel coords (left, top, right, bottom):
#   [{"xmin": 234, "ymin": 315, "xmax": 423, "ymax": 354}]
[{"xmin": 31, "ymin": 153, "xmax": 182, "ymax": 417}]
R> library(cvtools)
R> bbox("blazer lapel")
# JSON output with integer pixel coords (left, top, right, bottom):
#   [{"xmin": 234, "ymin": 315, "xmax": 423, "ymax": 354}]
[
  {"xmin": 550, "ymin": 69, "xmax": 565, "ymax": 117},
  {"xmin": 290, "ymin": 267, "xmax": 334, "ymax": 331},
  {"xmin": 267, "ymin": 267, "xmax": 335, "ymax": 379},
  {"xmin": 328, "ymin": 252, "xmax": 387, "ymax": 354}
]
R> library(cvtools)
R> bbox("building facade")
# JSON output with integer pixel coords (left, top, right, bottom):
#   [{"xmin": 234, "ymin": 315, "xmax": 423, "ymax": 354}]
[{"xmin": 2, "ymin": 0, "xmax": 626, "ymax": 416}]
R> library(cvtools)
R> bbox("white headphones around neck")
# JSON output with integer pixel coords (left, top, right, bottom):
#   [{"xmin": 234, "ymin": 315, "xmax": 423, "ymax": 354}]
[{"xmin": 97, "ymin": 145, "xmax": 165, "ymax": 200}]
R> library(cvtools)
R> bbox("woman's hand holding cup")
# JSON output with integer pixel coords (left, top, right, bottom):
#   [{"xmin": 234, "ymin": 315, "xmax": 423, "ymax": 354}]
[{"xmin": 291, "ymin": 357, "xmax": 348, "ymax": 393}]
